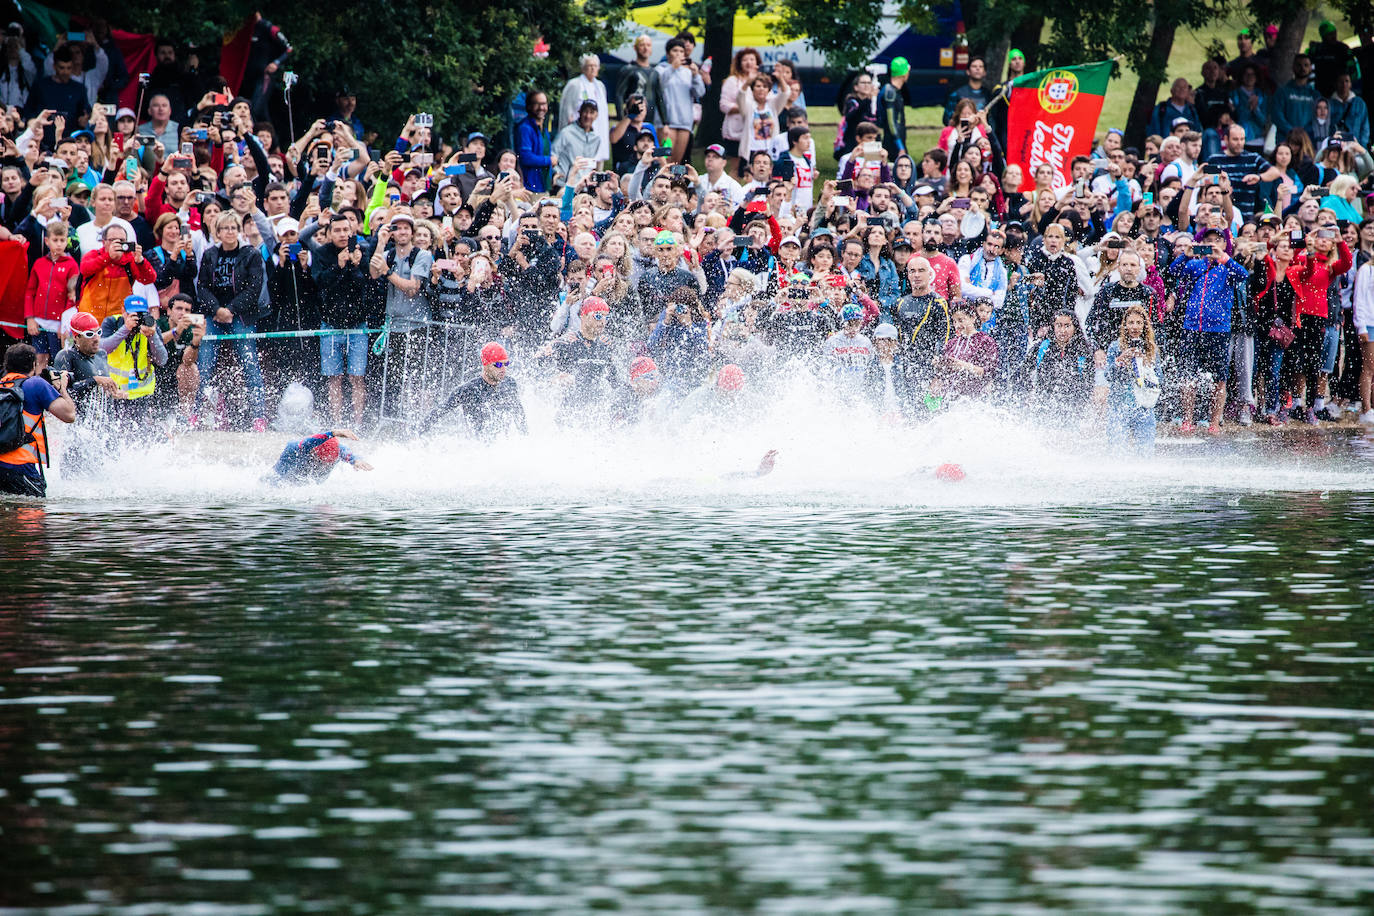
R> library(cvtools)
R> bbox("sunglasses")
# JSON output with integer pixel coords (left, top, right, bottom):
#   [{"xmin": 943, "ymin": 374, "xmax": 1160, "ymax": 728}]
[
  {"xmin": 490, "ymin": 360, "xmax": 510, "ymax": 368},
  {"xmin": 634, "ymin": 371, "xmax": 660, "ymax": 382},
  {"xmin": 73, "ymin": 328, "xmax": 99, "ymax": 339},
  {"xmin": 588, "ymin": 311, "xmax": 609, "ymax": 320}
]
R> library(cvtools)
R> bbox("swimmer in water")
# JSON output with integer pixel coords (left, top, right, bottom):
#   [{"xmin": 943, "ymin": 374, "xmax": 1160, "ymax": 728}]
[{"xmin": 267, "ymin": 429, "xmax": 373, "ymax": 484}]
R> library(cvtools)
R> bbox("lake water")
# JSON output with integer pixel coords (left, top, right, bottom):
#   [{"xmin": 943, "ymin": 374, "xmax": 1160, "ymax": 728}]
[{"xmin": 3, "ymin": 413, "xmax": 1374, "ymax": 914}]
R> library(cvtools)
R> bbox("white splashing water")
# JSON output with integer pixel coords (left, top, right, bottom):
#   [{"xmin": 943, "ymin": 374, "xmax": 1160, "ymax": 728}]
[{"xmin": 38, "ymin": 369, "xmax": 1374, "ymax": 508}]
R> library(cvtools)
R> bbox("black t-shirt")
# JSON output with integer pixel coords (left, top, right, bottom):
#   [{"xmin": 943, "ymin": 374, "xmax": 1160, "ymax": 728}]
[
  {"xmin": 1206, "ymin": 151, "xmax": 1267, "ymax": 216},
  {"xmin": 612, "ymin": 123, "xmax": 654, "ymax": 173}
]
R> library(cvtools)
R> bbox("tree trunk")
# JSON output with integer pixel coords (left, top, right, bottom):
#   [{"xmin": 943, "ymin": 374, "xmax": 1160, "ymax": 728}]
[
  {"xmin": 1268, "ymin": 8, "xmax": 1311, "ymax": 87},
  {"xmin": 1010, "ymin": 16, "xmax": 1044, "ymax": 71},
  {"xmin": 1124, "ymin": 18, "xmax": 1178, "ymax": 148},
  {"xmin": 696, "ymin": 6, "xmax": 735, "ymax": 150},
  {"xmin": 985, "ymin": 35, "xmax": 1012, "ymax": 84}
]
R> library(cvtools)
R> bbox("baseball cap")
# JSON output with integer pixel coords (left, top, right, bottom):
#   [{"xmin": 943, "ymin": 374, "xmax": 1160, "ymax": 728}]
[
  {"xmin": 122, "ymin": 294, "xmax": 149, "ymax": 314},
  {"xmin": 889, "ymin": 57, "xmax": 910, "ymax": 78},
  {"xmin": 1257, "ymin": 213, "xmax": 1280, "ymax": 226},
  {"xmin": 69, "ymin": 129, "xmax": 94, "ymax": 141},
  {"xmin": 705, "ymin": 143, "xmax": 726, "ymax": 158},
  {"xmin": 275, "ymin": 217, "xmax": 301, "ymax": 235},
  {"xmin": 629, "ymin": 356, "xmax": 658, "ymax": 381},
  {"xmin": 312, "ymin": 437, "xmax": 341, "ymax": 464},
  {"xmin": 1171, "ymin": 117, "xmax": 1192, "ymax": 129},
  {"xmin": 779, "ymin": 235, "xmax": 801, "ymax": 248},
  {"xmin": 717, "ymin": 364, "xmax": 745, "ymax": 392},
  {"xmin": 1263, "ymin": 24, "xmax": 1278, "ymax": 38},
  {"xmin": 466, "ymin": 131, "xmax": 488, "ymax": 145},
  {"xmin": 115, "ymin": 107, "xmax": 136, "ymax": 121},
  {"xmin": 388, "ymin": 213, "xmax": 415, "ymax": 227},
  {"xmin": 480, "ymin": 342, "xmax": 509, "ymax": 365},
  {"xmin": 840, "ymin": 304, "xmax": 863, "ymax": 323},
  {"xmin": 580, "ymin": 296, "xmax": 609, "ymax": 316},
  {"xmin": 872, "ymin": 322, "xmax": 897, "ymax": 340},
  {"xmin": 579, "ymin": 98, "xmax": 599, "ymax": 111},
  {"xmin": 892, "ymin": 236, "xmax": 915, "ymax": 250},
  {"xmin": 913, "ymin": 185, "xmax": 936, "ymax": 196},
  {"xmin": 1318, "ymin": 20, "xmax": 1336, "ymax": 36},
  {"xmin": 70, "ymin": 312, "xmax": 99, "ymax": 333}
]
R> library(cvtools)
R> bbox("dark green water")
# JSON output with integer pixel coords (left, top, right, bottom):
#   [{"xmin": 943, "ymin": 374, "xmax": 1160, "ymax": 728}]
[{"xmin": 3, "ymin": 493, "xmax": 1374, "ymax": 914}]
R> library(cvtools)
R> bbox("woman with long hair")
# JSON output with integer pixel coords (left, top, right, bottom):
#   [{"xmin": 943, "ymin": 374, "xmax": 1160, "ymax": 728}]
[
  {"xmin": 719, "ymin": 47, "xmax": 761, "ymax": 174},
  {"xmin": 1105, "ymin": 304, "xmax": 1161, "ymax": 454}
]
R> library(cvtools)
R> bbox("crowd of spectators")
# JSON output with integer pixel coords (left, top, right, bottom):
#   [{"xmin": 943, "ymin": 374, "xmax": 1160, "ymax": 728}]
[{"xmin": 2, "ymin": 19, "xmax": 1374, "ymax": 497}]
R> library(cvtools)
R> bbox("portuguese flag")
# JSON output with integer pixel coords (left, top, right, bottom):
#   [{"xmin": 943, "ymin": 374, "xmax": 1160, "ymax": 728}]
[{"xmin": 1004, "ymin": 61, "xmax": 1113, "ymax": 193}]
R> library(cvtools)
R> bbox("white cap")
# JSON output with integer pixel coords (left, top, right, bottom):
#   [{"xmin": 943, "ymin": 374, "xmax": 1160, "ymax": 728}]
[
  {"xmin": 779, "ymin": 234, "xmax": 801, "ymax": 247},
  {"xmin": 388, "ymin": 213, "xmax": 415, "ymax": 227},
  {"xmin": 873, "ymin": 323, "xmax": 898, "ymax": 340},
  {"xmin": 913, "ymin": 185, "xmax": 935, "ymax": 196},
  {"xmin": 275, "ymin": 217, "xmax": 301, "ymax": 235},
  {"xmin": 116, "ymin": 107, "xmax": 137, "ymax": 121}
]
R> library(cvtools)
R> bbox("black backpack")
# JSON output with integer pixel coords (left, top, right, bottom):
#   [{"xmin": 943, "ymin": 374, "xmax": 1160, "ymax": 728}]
[{"xmin": 0, "ymin": 377, "xmax": 44, "ymax": 464}]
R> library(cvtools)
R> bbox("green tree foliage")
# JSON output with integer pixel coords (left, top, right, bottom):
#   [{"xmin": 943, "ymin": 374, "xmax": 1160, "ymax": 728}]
[{"xmin": 84, "ymin": 0, "xmax": 634, "ymax": 138}]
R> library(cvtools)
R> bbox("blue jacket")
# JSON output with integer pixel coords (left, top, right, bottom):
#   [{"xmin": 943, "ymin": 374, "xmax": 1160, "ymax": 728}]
[
  {"xmin": 857, "ymin": 254, "xmax": 901, "ymax": 313},
  {"xmin": 1329, "ymin": 93, "xmax": 1369, "ymax": 147},
  {"xmin": 1169, "ymin": 254, "xmax": 1249, "ymax": 334},
  {"xmin": 1270, "ymin": 80, "xmax": 1320, "ymax": 136},
  {"xmin": 1148, "ymin": 100, "xmax": 1201, "ymax": 138},
  {"xmin": 516, "ymin": 115, "xmax": 552, "ymax": 193},
  {"xmin": 271, "ymin": 431, "xmax": 358, "ymax": 483},
  {"xmin": 1231, "ymin": 87, "xmax": 1269, "ymax": 144}
]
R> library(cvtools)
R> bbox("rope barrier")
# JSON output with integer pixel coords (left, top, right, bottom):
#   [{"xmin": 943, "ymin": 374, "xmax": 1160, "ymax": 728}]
[{"xmin": 200, "ymin": 327, "xmax": 386, "ymax": 342}]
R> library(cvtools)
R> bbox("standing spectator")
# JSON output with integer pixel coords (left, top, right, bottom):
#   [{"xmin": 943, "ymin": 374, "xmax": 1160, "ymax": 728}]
[
  {"xmin": 719, "ymin": 48, "xmax": 762, "ymax": 173},
  {"xmin": 1230, "ymin": 64, "xmax": 1269, "ymax": 151},
  {"xmin": 137, "ymin": 93, "xmax": 178, "ymax": 150},
  {"xmin": 516, "ymin": 91, "xmax": 555, "ymax": 194},
  {"xmin": 1306, "ymin": 21, "xmax": 1355, "ymax": 99},
  {"xmin": 559, "ymin": 55, "xmax": 610, "ymax": 162},
  {"xmin": 1270, "ymin": 55, "xmax": 1319, "ymax": 139},
  {"xmin": 1206, "ymin": 124, "xmax": 1282, "ymax": 220},
  {"xmin": 1195, "ymin": 61, "xmax": 1233, "ymax": 138},
  {"xmin": 1328, "ymin": 74, "xmax": 1368, "ymax": 148},
  {"xmin": 1171, "ymin": 226, "xmax": 1250, "ymax": 433},
  {"xmin": 241, "ymin": 14, "xmax": 292, "ymax": 120},
  {"xmin": 0, "ymin": 31, "xmax": 35, "ymax": 109},
  {"xmin": 837, "ymin": 72, "xmax": 880, "ymax": 159},
  {"xmin": 655, "ymin": 38, "xmax": 704, "ymax": 165},
  {"xmin": 146, "ymin": 39, "xmax": 195, "ymax": 120},
  {"xmin": 313, "ymin": 215, "xmax": 373, "ymax": 427},
  {"xmin": 614, "ymin": 35, "xmax": 662, "ymax": 123},
  {"xmin": 551, "ymin": 100, "xmax": 603, "ymax": 188},
  {"xmin": 78, "ymin": 219, "xmax": 156, "ymax": 324},
  {"xmin": 23, "ymin": 44, "xmax": 90, "ymax": 128},
  {"xmin": 879, "ymin": 57, "xmax": 910, "ymax": 160},
  {"xmin": 943, "ymin": 57, "xmax": 989, "ymax": 125},
  {"xmin": 1147, "ymin": 78, "xmax": 1201, "ymax": 138},
  {"xmin": 1286, "ymin": 225, "xmax": 1352, "ymax": 423},
  {"xmin": 42, "ymin": 35, "xmax": 107, "ymax": 110},
  {"xmin": 1227, "ymin": 28, "xmax": 1268, "ymax": 86},
  {"xmin": 195, "ymin": 211, "xmax": 268, "ymax": 430}
]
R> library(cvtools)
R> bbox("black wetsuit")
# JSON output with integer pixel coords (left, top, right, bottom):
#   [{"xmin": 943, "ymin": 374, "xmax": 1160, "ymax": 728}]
[
  {"xmin": 551, "ymin": 334, "xmax": 616, "ymax": 422},
  {"xmin": 419, "ymin": 375, "xmax": 527, "ymax": 437}
]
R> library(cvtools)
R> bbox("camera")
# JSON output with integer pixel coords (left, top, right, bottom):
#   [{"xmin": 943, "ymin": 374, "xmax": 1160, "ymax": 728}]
[
  {"xmin": 40, "ymin": 367, "xmax": 68, "ymax": 386},
  {"xmin": 415, "ymin": 112, "xmax": 434, "ymax": 128},
  {"xmin": 139, "ymin": 311, "xmax": 156, "ymax": 328},
  {"xmin": 457, "ymin": 152, "xmax": 478, "ymax": 163},
  {"xmin": 626, "ymin": 95, "xmax": 644, "ymax": 118},
  {"xmin": 1190, "ymin": 244, "xmax": 1212, "ymax": 257},
  {"xmin": 669, "ymin": 164, "xmax": 688, "ymax": 178},
  {"xmin": 1107, "ymin": 239, "xmax": 1124, "ymax": 249},
  {"xmin": 1128, "ymin": 337, "xmax": 1145, "ymax": 350},
  {"xmin": 523, "ymin": 229, "xmax": 541, "ymax": 243}
]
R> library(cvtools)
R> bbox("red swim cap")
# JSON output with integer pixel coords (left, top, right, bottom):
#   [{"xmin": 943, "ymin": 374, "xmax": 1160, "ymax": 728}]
[
  {"xmin": 580, "ymin": 296, "xmax": 609, "ymax": 316},
  {"xmin": 70, "ymin": 311, "xmax": 100, "ymax": 333},
  {"xmin": 717, "ymin": 364, "xmax": 745, "ymax": 391},
  {"xmin": 629, "ymin": 356, "xmax": 658, "ymax": 380},
  {"xmin": 313, "ymin": 436, "xmax": 340, "ymax": 464},
  {"xmin": 934, "ymin": 463, "xmax": 965, "ymax": 482},
  {"xmin": 480, "ymin": 342, "xmax": 509, "ymax": 365}
]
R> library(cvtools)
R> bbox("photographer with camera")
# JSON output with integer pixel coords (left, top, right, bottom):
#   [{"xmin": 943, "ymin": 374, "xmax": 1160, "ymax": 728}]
[
  {"xmin": 151, "ymin": 293, "xmax": 205, "ymax": 422},
  {"xmin": 498, "ymin": 209, "xmax": 562, "ymax": 350},
  {"xmin": 98, "ymin": 294, "xmax": 168, "ymax": 424},
  {"xmin": 611, "ymin": 93, "xmax": 656, "ymax": 176},
  {"xmin": 0, "ymin": 343, "xmax": 76, "ymax": 497},
  {"xmin": 77, "ymin": 219, "xmax": 157, "ymax": 324}
]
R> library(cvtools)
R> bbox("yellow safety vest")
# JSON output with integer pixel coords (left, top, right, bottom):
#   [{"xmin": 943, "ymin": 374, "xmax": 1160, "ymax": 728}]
[{"xmin": 106, "ymin": 326, "xmax": 156, "ymax": 400}]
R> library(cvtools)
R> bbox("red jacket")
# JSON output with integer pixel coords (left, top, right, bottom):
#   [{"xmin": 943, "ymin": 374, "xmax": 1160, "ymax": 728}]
[
  {"xmin": 24, "ymin": 253, "xmax": 79, "ymax": 321},
  {"xmin": 77, "ymin": 247, "xmax": 157, "ymax": 324},
  {"xmin": 145, "ymin": 174, "xmax": 204, "ymax": 232},
  {"xmin": 1286, "ymin": 240, "xmax": 1352, "ymax": 325}
]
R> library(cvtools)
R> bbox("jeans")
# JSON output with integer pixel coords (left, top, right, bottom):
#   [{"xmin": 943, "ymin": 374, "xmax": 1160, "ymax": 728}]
[
  {"xmin": 1256, "ymin": 335, "xmax": 1285, "ymax": 415},
  {"xmin": 198, "ymin": 315, "xmax": 267, "ymax": 418},
  {"xmin": 1107, "ymin": 397, "xmax": 1156, "ymax": 456}
]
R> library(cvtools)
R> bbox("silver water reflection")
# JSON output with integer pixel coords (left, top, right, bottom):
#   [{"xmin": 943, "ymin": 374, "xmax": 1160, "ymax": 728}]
[{"xmin": 3, "ymin": 495, "xmax": 1374, "ymax": 914}]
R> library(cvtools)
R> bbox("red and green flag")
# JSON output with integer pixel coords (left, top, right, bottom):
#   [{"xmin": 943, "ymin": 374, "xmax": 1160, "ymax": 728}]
[{"xmin": 1004, "ymin": 61, "xmax": 1113, "ymax": 193}]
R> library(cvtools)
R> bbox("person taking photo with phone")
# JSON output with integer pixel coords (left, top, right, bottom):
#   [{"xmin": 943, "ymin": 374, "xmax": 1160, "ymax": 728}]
[{"xmin": 77, "ymin": 219, "xmax": 156, "ymax": 324}]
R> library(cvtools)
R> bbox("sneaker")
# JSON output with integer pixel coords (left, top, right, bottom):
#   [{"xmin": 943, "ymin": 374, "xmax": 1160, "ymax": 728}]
[
  {"xmin": 1180, "ymin": 421, "xmax": 1197, "ymax": 434},
  {"xmin": 1238, "ymin": 405, "xmax": 1253, "ymax": 427},
  {"xmin": 1358, "ymin": 410, "xmax": 1374, "ymax": 425},
  {"xmin": 1304, "ymin": 407, "xmax": 1319, "ymax": 426},
  {"xmin": 1264, "ymin": 412, "xmax": 1282, "ymax": 426},
  {"xmin": 1207, "ymin": 423, "xmax": 1223, "ymax": 436},
  {"xmin": 1315, "ymin": 407, "xmax": 1339, "ymax": 422},
  {"xmin": 251, "ymin": 416, "xmax": 268, "ymax": 433}
]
